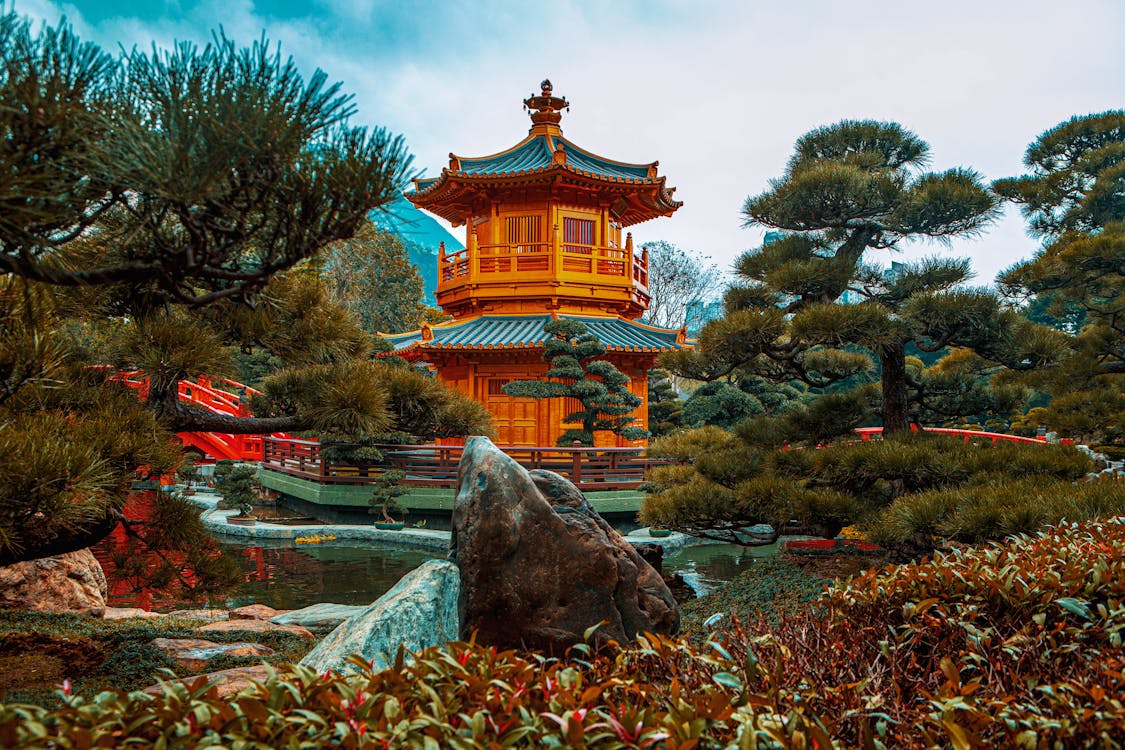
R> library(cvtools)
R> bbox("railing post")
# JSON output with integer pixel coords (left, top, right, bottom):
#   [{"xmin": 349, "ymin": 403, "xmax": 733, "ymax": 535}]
[{"xmin": 571, "ymin": 441, "xmax": 583, "ymax": 487}]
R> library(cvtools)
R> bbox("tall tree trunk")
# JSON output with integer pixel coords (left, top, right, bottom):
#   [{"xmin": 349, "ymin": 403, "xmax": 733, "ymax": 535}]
[{"xmin": 879, "ymin": 340, "xmax": 910, "ymax": 434}]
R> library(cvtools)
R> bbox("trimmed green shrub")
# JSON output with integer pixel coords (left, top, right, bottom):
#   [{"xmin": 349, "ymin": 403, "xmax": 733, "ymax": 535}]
[{"xmin": 643, "ymin": 430, "xmax": 1100, "ymax": 551}]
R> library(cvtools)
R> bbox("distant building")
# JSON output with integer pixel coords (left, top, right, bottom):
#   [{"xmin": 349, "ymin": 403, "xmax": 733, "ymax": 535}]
[{"xmin": 685, "ymin": 299, "xmax": 725, "ymax": 336}]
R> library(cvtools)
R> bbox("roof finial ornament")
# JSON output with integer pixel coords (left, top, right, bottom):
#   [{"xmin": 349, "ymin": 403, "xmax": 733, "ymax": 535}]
[{"xmin": 523, "ymin": 78, "xmax": 569, "ymax": 133}]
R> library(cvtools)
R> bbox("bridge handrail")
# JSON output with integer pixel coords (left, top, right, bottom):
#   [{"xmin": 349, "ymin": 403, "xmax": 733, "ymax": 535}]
[{"xmin": 853, "ymin": 426, "xmax": 1052, "ymax": 445}]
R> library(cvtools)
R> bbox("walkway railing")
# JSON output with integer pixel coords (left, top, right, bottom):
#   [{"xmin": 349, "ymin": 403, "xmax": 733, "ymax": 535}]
[{"xmin": 262, "ymin": 437, "xmax": 662, "ymax": 491}]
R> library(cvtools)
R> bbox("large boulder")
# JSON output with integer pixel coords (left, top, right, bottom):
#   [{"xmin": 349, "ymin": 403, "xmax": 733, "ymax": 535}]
[
  {"xmin": 450, "ymin": 437, "xmax": 679, "ymax": 652},
  {"xmin": 0, "ymin": 549, "xmax": 108, "ymax": 616},
  {"xmin": 299, "ymin": 560, "xmax": 460, "ymax": 674}
]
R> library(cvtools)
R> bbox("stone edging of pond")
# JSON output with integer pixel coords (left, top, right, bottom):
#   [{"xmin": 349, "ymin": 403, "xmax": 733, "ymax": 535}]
[{"xmin": 186, "ymin": 489, "xmax": 712, "ymax": 554}]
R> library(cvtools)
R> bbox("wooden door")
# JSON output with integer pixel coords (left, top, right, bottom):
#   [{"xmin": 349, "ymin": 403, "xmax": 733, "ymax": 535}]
[{"xmin": 480, "ymin": 377, "xmax": 540, "ymax": 446}]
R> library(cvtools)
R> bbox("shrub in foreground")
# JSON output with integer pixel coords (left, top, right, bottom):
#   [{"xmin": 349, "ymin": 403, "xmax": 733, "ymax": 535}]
[{"xmin": 1, "ymin": 519, "xmax": 1122, "ymax": 748}]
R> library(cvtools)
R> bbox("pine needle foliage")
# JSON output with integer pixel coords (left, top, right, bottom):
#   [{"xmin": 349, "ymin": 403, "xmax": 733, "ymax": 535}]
[
  {"xmin": 642, "ymin": 429, "xmax": 1100, "ymax": 552},
  {"xmin": 996, "ymin": 111, "xmax": 1125, "ymax": 442},
  {"xmin": 0, "ymin": 7, "xmax": 454, "ymax": 569},
  {"xmin": 664, "ymin": 120, "xmax": 1060, "ymax": 435},
  {"xmin": 503, "ymin": 319, "xmax": 648, "ymax": 446}
]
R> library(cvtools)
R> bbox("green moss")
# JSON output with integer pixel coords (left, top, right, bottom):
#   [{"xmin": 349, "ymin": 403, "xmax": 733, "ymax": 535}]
[{"xmin": 0, "ymin": 610, "xmax": 315, "ymax": 705}]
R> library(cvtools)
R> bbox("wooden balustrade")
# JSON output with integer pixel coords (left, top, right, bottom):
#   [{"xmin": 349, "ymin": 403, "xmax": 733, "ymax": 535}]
[
  {"xmin": 437, "ymin": 242, "xmax": 649, "ymax": 289},
  {"xmin": 262, "ymin": 437, "xmax": 662, "ymax": 490}
]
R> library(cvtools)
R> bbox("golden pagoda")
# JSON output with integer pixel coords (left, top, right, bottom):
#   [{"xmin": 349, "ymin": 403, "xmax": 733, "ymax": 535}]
[{"xmin": 388, "ymin": 81, "xmax": 685, "ymax": 447}]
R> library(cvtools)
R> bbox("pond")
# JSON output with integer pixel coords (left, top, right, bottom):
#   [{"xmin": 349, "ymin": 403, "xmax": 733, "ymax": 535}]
[{"xmin": 206, "ymin": 535, "xmax": 778, "ymax": 611}]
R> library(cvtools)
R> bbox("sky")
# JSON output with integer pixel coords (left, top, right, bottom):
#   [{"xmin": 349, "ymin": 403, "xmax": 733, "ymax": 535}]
[{"xmin": 18, "ymin": 0, "xmax": 1125, "ymax": 287}]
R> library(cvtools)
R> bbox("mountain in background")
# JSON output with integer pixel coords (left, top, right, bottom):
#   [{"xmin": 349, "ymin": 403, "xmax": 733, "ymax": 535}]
[{"xmin": 370, "ymin": 196, "xmax": 463, "ymax": 306}]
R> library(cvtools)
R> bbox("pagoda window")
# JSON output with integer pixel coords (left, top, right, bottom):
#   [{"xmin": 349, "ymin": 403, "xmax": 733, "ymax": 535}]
[
  {"xmin": 506, "ymin": 215, "xmax": 542, "ymax": 254},
  {"xmin": 563, "ymin": 216, "xmax": 595, "ymax": 255}
]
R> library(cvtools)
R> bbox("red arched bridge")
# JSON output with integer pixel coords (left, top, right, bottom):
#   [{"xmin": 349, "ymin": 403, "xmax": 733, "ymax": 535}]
[{"xmin": 106, "ymin": 370, "xmax": 285, "ymax": 462}]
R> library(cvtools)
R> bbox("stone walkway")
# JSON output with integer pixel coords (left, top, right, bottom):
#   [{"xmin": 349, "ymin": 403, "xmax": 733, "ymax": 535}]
[{"xmin": 186, "ymin": 488, "xmax": 709, "ymax": 553}]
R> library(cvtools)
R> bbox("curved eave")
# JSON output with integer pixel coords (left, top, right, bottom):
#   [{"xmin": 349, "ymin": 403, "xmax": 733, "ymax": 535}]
[
  {"xmin": 404, "ymin": 342, "xmax": 673, "ymax": 354},
  {"xmin": 407, "ymin": 166, "xmax": 681, "ymax": 227}
]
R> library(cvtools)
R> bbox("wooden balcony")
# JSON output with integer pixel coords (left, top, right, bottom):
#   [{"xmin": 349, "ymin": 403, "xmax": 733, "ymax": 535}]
[
  {"xmin": 262, "ymin": 437, "xmax": 663, "ymax": 491},
  {"xmin": 438, "ymin": 240, "xmax": 649, "ymax": 294}
]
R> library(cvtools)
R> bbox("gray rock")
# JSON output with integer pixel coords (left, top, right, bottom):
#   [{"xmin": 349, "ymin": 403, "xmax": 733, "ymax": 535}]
[
  {"xmin": 451, "ymin": 437, "xmax": 679, "ymax": 652},
  {"xmin": 271, "ymin": 603, "xmax": 367, "ymax": 631},
  {"xmin": 298, "ymin": 560, "xmax": 460, "ymax": 674}
]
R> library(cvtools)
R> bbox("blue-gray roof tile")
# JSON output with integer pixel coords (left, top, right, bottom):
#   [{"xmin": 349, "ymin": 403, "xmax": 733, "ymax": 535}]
[{"xmin": 384, "ymin": 315, "xmax": 682, "ymax": 352}]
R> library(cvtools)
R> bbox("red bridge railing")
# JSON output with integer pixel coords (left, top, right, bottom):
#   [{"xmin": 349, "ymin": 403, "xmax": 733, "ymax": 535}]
[
  {"xmin": 262, "ymin": 437, "xmax": 663, "ymax": 491},
  {"xmin": 853, "ymin": 426, "xmax": 1059, "ymax": 445},
  {"xmin": 103, "ymin": 369, "xmax": 282, "ymax": 462}
]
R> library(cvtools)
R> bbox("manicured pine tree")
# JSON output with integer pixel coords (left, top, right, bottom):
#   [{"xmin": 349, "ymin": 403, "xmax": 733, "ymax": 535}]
[
  {"xmin": 995, "ymin": 111, "xmax": 1125, "ymax": 443},
  {"xmin": 646, "ymin": 369, "xmax": 683, "ymax": 437},
  {"xmin": 503, "ymin": 319, "xmax": 649, "ymax": 446},
  {"xmin": 664, "ymin": 120, "xmax": 1062, "ymax": 435},
  {"xmin": 0, "ymin": 12, "xmax": 493, "ymax": 568}
]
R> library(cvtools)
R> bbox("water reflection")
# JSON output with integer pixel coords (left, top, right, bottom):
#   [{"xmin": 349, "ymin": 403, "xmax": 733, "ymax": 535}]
[
  {"xmin": 223, "ymin": 539, "xmax": 772, "ymax": 609},
  {"xmin": 664, "ymin": 541, "xmax": 781, "ymax": 596},
  {"xmin": 222, "ymin": 541, "xmax": 440, "ymax": 610}
]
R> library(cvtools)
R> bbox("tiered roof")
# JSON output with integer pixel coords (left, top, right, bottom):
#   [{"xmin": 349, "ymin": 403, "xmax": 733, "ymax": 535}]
[{"xmin": 406, "ymin": 81, "xmax": 680, "ymax": 227}]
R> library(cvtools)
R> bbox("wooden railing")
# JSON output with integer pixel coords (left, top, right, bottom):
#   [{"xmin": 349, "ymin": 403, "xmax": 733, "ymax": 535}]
[
  {"xmin": 437, "ymin": 241, "xmax": 649, "ymax": 290},
  {"xmin": 262, "ymin": 437, "xmax": 661, "ymax": 491}
]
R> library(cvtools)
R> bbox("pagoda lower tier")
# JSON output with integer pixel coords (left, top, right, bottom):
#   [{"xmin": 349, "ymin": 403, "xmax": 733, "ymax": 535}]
[{"xmin": 384, "ymin": 314, "xmax": 687, "ymax": 447}]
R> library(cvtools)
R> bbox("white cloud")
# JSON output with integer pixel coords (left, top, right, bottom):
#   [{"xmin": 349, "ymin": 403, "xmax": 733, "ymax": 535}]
[{"xmin": 15, "ymin": 0, "xmax": 1125, "ymax": 282}]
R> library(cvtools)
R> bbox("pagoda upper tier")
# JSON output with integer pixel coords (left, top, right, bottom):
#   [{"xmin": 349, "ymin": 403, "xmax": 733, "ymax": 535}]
[{"xmin": 406, "ymin": 80, "xmax": 682, "ymax": 320}]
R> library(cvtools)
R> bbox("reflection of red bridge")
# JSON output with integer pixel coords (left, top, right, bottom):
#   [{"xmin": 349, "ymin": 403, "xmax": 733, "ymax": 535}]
[{"xmin": 107, "ymin": 370, "xmax": 288, "ymax": 461}]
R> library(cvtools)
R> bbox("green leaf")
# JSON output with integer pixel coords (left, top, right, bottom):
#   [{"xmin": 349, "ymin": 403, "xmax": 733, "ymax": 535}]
[{"xmin": 1056, "ymin": 597, "xmax": 1094, "ymax": 621}]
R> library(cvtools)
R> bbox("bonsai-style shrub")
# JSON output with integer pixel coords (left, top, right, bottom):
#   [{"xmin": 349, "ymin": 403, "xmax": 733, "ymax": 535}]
[
  {"xmin": 503, "ymin": 319, "xmax": 648, "ymax": 446},
  {"xmin": 216, "ymin": 466, "xmax": 259, "ymax": 517},
  {"xmin": 369, "ymin": 470, "xmax": 408, "ymax": 524},
  {"xmin": 175, "ymin": 463, "xmax": 200, "ymax": 494}
]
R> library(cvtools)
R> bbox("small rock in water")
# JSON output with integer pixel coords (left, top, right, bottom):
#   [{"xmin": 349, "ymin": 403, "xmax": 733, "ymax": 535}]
[{"xmin": 299, "ymin": 560, "xmax": 460, "ymax": 674}]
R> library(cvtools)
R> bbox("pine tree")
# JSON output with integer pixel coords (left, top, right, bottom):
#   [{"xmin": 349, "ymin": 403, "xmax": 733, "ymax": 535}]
[
  {"xmin": 663, "ymin": 120, "xmax": 1061, "ymax": 435},
  {"xmin": 995, "ymin": 111, "xmax": 1124, "ymax": 443},
  {"xmin": 0, "ymin": 11, "xmax": 489, "ymax": 567},
  {"xmin": 503, "ymin": 319, "xmax": 649, "ymax": 446}
]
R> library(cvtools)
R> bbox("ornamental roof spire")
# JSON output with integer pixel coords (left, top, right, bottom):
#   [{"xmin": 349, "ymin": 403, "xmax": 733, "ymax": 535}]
[{"xmin": 523, "ymin": 79, "xmax": 568, "ymax": 135}]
